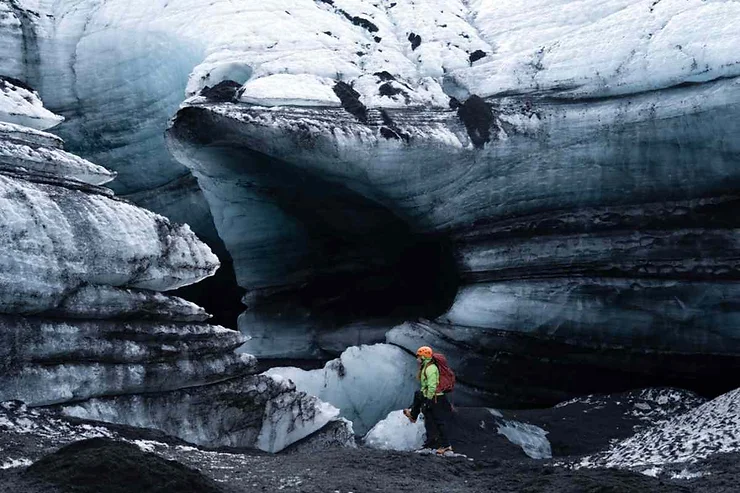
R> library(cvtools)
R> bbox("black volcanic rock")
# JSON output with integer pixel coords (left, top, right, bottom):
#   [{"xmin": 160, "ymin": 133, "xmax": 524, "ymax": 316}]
[
  {"xmin": 456, "ymin": 95, "xmax": 494, "ymax": 148},
  {"xmin": 469, "ymin": 50, "xmax": 487, "ymax": 64},
  {"xmin": 333, "ymin": 81, "xmax": 368, "ymax": 122},
  {"xmin": 0, "ymin": 391, "xmax": 722, "ymax": 492},
  {"xmin": 201, "ymin": 80, "xmax": 242, "ymax": 102},
  {"xmin": 24, "ymin": 438, "xmax": 225, "ymax": 493},
  {"xmin": 408, "ymin": 32, "xmax": 421, "ymax": 50}
]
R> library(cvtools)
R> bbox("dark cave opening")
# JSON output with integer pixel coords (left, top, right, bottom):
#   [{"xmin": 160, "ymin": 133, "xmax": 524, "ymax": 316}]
[
  {"xmin": 172, "ymin": 254, "xmax": 245, "ymax": 329},
  {"xmin": 168, "ymin": 105, "xmax": 461, "ymax": 331},
  {"xmin": 287, "ymin": 232, "xmax": 460, "ymax": 326},
  {"xmin": 228, "ymin": 146, "xmax": 461, "ymax": 329}
]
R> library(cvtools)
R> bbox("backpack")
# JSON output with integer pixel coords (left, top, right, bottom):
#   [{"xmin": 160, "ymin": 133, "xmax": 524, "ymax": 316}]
[{"xmin": 432, "ymin": 353, "xmax": 455, "ymax": 393}]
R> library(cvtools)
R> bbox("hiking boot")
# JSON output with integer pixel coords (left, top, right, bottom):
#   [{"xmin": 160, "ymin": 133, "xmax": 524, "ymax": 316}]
[
  {"xmin": 402, "ymin": 409, "xmax": 416, "ymax": 423},
  {"xmin": 436, "ymin": 446, "xmax": 453, "ymax": 456}
]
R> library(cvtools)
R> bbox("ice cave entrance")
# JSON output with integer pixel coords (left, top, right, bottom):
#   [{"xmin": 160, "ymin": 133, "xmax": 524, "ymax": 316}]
[
  {"xmin": 168, "ymin": 105, "xmax": 462, "ymax": 328},
  {"xmin": 232, "ymin": 147, "xmax": 462, "ymax": 326}
]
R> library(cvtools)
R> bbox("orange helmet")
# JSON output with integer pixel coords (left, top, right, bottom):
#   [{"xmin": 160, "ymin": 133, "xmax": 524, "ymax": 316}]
[{"xmin": 416, "ymin": 346, "xmax": 433, "ymax": 359}]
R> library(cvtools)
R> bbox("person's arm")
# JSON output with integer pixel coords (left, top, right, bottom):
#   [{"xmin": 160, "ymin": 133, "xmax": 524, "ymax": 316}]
[{"xmin": 422, "ymin": 364, "xmax": 439, "ymax": 399}]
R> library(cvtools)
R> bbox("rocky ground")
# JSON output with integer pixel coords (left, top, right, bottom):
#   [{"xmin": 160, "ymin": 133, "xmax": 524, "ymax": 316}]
[
  {"xmin": 0, "ymin": 437, "xmax": 700, "ymax": 493},
  {"xmin": 1, "ymin": 388, "xmax": 739, "ymax": 493}
]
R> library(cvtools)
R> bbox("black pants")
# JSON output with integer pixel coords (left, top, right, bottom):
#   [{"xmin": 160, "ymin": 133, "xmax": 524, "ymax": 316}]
[{"xmin": 409, "ymin": 391, "xmax": 452, "ymax": 448}]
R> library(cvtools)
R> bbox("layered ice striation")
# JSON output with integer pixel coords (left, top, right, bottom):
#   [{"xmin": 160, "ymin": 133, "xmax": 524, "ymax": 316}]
[
  {"xmin": 5, "ymin": 0, "xmax": 740, "ymax": 405},
  {"xmin": 0, "ymin": 85, "xmax": 350, "ymax": 452},
  {"xmin": 165, "ymin": 2, "xmax": 740, "ymax": 405},
  {"xmin": 63, "ymin": 374, "xmax": 344, "ymax": 453}
]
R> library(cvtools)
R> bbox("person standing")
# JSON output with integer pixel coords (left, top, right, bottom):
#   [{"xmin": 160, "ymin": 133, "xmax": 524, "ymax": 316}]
[{"xmin": 403, "ymin": 346, "xmax": 454, "ymax": 454}]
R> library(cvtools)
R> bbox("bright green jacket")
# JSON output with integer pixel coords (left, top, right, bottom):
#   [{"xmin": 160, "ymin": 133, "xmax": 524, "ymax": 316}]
[{"xmin": 420, "ymin": 357, "xmax": 441, "ymax": 399}]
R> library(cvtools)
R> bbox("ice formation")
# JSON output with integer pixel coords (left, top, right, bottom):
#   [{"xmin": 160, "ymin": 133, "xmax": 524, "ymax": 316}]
[
  {"xmin": 0, "ymin": 77, "xmax": 63, "ymax": 130},
  {"xmin": 265, "ymin": 344, "xmax": 418, "ymax": 435},
  {"xmin": 0, "ymin": 82, "xmax": 350, "ymax": 452},
  {"xmin": 363, "ymin": 410, "xmax": 426, "ymax": 451},
  {"xmin": 64, "ymin": 374, "xmax": 347, "ymax": 453},
  {"xmin": 497, "ymin": 420, "xmax": 552, "ymax": 460},
  {"xmin": 0, "ymin": 399, "xmax": 349, "ymax": 471},
  {"xmin": 3, "ymin": 0, "xmax": 740, "ymax": 408},
  {"xmin": 162, "ymin": 1, "xmax": 740, "ymax": 405}
]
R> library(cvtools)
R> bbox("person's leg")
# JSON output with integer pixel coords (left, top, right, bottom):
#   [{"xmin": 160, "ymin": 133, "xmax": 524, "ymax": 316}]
[
  {"xmin": 431, "ymin": 396, "xmax": 452, "ymax": 449},
  {"xmin": 423, "ymin": 401, "xmax": 441, "ymax": 448},
  {"xmin": 404, "ymin": 391, "xmax": 425, "ymax": 422},
  {"xmin": 410, "ymin": 391, "xmax": 424, "ymax": 419}
]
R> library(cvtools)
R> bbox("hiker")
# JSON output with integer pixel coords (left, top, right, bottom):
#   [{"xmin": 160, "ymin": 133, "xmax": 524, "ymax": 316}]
[{"xmin": 403, "ymin": 345, "xmax": 454, "ymax": 454}]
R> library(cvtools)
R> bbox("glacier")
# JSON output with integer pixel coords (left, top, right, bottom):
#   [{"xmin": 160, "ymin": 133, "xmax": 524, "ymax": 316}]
[
  {"xmin": 0, "ymin": 80, "xmax": 351, "ymax": 452},
  {"xmin": 2, "ymin": 0, "xmax": 740, "ymax": 410},
  {"xmin": 166, "ymin": 1, "xmax": 740, "ymax": 406}
]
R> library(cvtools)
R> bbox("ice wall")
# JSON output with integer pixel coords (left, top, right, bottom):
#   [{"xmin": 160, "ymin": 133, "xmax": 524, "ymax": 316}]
[
  {"xmin": 0, "ymin": 79, "xmax": 350, "ymax": 452},
  {"xmin": 166, "ymin": 2, "xmax": 740, "ymax": 405},
  {"xmin": 4, "ymin": 0, "xmax": 740, "ymax": 406}
]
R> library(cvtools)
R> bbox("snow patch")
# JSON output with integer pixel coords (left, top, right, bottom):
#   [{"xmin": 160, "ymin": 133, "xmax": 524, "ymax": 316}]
[
  {"xmin": 1, "ymin": 458, "xmax": 32, "ymax": 469},
  {"xmin": 0, "ymin": 78, "xmax": 64, "ymax": 130},
  {"xmin": 133, "ymin": 440, "xmax": 168, "ymax": 453},
  {"xmin": 453, "ymin": 0, "xmax": 740, "ymax": 98},
  {"xmin": 641, "ymin": 466, "xmax": 663, "ymax": 478},
  {"xmin": 580, "ymin": 388, "xmax": 740, "ymax": 469},
  {"xmin": 488, "ymin": 408, "xmax": 503, "ymax": 418},
  {"xmin": 239, "ymin": 74, "xmax": 341, "ymax": 107},
  {"xmin": 671, "ymin": 469, "xmax": 706, "ymax": 480}
]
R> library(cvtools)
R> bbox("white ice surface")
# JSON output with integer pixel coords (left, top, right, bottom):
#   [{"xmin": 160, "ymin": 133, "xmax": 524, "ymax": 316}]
[
  {"xmin": 363, "ymin": 410, "xmax": 425, "ymax": 451},
  {"xmin": 239, "ymin": 74, "xmax": 341, "ymax": 107},
  {"xmin": 0, "ymin": 172, "xmax": 220, "ymax": 314},
  {"xmin": 497, "ymin": 420, "xmax": 552, "ymax": 460},
  {"xmin": 7, "ymin": 0, "xmax": 738, "ymax": 112},
  {"xmin": 0, "ymin": 77, "xmax": 63, "ymax": 130},
  {"xmin": 454, "ymin": 0, "xmax": 740, "ymax": 98},
  {"xmin": 265, "ymin": 344, "xmax": 418, "ymax": 435},
  {"xmin": 0, "ymin": 140, "xmax": 116, "ymax": 185}
]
